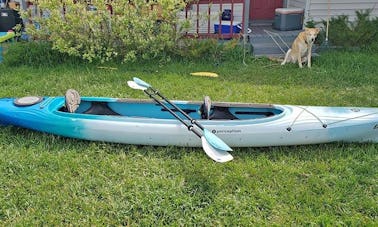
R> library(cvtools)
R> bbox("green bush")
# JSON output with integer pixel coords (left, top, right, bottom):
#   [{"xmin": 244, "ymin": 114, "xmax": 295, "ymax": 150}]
[
  {"xmin": 3, "ymin": 38, "xmax": 246, "ymax": 67},
  {"xmin": 20, "ymin": 0, "xmax": 248, "ymax": 64},
  {"xmin": 24, "ymin": 0, "xmax": 188, "ymax": 63},
  {"xmin": 319, "ymin": 9, "xmax": 378, "ymax": 48}
]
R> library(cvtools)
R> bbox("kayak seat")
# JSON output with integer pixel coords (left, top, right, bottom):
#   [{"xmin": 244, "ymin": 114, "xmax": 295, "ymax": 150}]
[
  {"xmin": 83, "ymin": 102, "xmax": 121, "ymax": 115},
  {"xmin": 209, "ymin": 106, "xmax": 238, "ymax": 120},
  {"xmin": 200, "ymin": 96, "xmax": 238, "ymax": 120}
]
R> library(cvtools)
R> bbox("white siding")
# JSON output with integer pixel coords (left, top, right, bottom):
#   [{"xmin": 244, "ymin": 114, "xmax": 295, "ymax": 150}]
[
  {"xmin": 288, "ymin": 0, "xmax": 378, "ymax": 23},
  {"xmin": 287, "ymin": 0, "xmax": 307, "ymax": 9}
]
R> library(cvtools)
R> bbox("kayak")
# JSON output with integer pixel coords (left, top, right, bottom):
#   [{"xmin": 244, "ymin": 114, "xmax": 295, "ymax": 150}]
[
  {"xmin": 0, "ymin": 31, "xmax": 15, "ymax": 63},
  {"xmin": 1, "ymin": 95, "xmax": 377, "ymax": 147},
  {"xmin": 0, "ymin": 31, "xmax": 15, "ymax": 43}
]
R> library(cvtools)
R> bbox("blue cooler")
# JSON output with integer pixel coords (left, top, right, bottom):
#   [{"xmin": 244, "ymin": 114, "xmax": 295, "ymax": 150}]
[{"xmin": 214, "ymin": 21, "xmax": 241, "ymax": 34}]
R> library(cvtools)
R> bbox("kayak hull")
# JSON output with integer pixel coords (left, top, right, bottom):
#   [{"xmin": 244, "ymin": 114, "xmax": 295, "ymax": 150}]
[{"xmin": 0, "ymin": 96, "xmax": 377, "ymax": 147}]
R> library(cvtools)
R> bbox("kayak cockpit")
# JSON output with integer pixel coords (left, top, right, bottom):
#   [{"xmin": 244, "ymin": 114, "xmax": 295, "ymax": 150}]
[{"xmin": 58, "ymin": 98, "xmax": 284, "ymax": 121}]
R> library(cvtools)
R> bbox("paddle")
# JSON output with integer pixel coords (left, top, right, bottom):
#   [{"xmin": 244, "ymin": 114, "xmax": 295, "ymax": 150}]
[
  {"xmin": 131, "ymin": 77, "xmax": 233, "ymax": 152},
  {"xmin": 127, "ymin": 79, "xmax": 233, "ymax": 163},
  {"xmin": 133, "ymin": 78, "xmax": 222, "ymax": 141}
]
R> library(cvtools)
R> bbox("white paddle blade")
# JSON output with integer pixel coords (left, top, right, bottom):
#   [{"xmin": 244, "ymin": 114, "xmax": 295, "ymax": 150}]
[
  {"xmin": 133, "ymin": 77, "xmax": 151, "ymax": 88},
  {"xmin": 201, "ymin": 137, "xmax": 233, "ymax": 163},
  {"xmin": 127, "ymin": 81, "xmax": 147, "ymax": 90}
]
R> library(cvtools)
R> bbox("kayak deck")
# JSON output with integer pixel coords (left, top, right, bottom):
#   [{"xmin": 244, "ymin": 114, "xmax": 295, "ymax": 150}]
[{"xmin": 1, "ymin": 95, "xmax": 377, "ymax": 147}]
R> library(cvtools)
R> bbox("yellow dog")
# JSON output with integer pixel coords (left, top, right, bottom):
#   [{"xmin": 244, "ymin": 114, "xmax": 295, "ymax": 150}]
[{"xmin": 281, "ymin": 28, "xmax": 320, "ymax": 68}]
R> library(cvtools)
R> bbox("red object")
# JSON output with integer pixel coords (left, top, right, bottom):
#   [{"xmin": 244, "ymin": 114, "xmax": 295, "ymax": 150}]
[
  {"xmin": 106, "ymin": 4, "xmax": 113, "ymax": 15},
  {"xmin": 250, "ymin": 0, "xmax": 283, "ymax": 20}
]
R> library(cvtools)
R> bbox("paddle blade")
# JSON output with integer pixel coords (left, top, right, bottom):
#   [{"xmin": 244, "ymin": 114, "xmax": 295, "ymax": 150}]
[
  {"xmin": 201, "ymin": 136, "xmax": 233, "ymax": 163},
  {"xmin": 133, "ymin": 77, "xmax": 151, "ymax": 89},
  {"xmin": 127, "ymin": 81, "xmax": 147, "ymax": 90},
  {"xmin": 203, "ymin": 129, "xmax": 232, "ymax": 152}
]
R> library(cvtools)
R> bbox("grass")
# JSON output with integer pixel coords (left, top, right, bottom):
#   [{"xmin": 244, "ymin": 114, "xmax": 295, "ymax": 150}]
[{"xmin": 0, "ymin": 47, "xmax": 377, "ymax": 225}]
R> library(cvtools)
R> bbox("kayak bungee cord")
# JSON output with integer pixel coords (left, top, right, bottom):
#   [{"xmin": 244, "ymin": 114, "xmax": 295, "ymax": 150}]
[
  {"xmin": 288, "ymin": 107, "xmax": 378, "ymax": 131},
  {"xmin": 327, "ymin": 111, "xmax": 378, "ymax": 126},
  {"xmin": 287, "ymin": 106, "xmax": 327, "ymax": 131}
]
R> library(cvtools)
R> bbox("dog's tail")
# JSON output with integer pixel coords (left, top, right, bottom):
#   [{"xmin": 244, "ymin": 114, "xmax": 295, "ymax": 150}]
[
  {"xmin": 281, "ymin": 49, "xmax": 292, "ymax": 65},
  {"xmin": 268, "ymin": 56, "xmax": 284, "ymax": 63}
]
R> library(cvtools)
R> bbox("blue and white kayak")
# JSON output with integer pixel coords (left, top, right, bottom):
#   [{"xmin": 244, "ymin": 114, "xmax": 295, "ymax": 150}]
[{"xmin": 0, "ymin": 96, "xmax": 377, "ymax": 147}]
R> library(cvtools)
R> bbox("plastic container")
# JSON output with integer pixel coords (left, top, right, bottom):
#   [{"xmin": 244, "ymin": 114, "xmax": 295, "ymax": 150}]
[
  {"xmin": 273, "ymin": 8, "xmax": 304, "ymax": 31},
  {"xmin": 214, "ymin": 21, "xmax": 241, "ymax": 34}
]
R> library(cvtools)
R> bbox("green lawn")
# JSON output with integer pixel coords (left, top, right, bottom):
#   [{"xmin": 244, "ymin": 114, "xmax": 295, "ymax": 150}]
[{"xmin": 0, "ymin": 48, "xmax": 377, "ymax": 225}]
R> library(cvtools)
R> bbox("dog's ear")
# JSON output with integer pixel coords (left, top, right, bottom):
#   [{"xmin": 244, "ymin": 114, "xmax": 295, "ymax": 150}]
[{"xmin": 315, "ymin": 28, "xmax": 321, "ymax": 34}]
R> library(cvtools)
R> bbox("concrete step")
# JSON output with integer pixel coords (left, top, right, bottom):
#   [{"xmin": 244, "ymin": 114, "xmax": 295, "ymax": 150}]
[
  {"xmin": 251, "ymin": 35, "xmax": 295, "ymax": 42},
  {"xmin": 252, "ymin": 39, "xmax": 293, "ymax": 56},
  {"xmin": 248, "ymin": 25, "xmax": 303, "ymax": 57},
  {"xmin": 253, "ymin": 47, "xmax": 288, "ymax": 56}
]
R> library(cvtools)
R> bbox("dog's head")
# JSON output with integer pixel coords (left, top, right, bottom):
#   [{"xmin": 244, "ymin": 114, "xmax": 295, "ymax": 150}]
[{"xmin": 304, "ymin": 28, "xmax": 320, "ymax": 44}]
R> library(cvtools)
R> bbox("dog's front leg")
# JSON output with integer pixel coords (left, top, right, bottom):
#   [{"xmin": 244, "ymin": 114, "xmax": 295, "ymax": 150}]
[{"xmin": 297, "ymin": 52, "xmax": 303, "ymax": 68}]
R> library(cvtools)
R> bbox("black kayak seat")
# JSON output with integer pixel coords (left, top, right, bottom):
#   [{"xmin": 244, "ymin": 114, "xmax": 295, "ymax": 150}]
[
  {"xmin": 83, "ymin": 102, "xmax": 121, "ymax": 115},
  {"xmin": 209, "ymin": 106, "xmax": 238, "ymax": 120}
]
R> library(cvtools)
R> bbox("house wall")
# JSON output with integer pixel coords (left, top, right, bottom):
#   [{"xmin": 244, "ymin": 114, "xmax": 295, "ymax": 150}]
[
  {"xmin": 287, "ymin": 0, "xmax": 306, "ymax": 9},
  {"xmin": 288, "ymin": 0, "xmax": 378, "ymax": 23}
]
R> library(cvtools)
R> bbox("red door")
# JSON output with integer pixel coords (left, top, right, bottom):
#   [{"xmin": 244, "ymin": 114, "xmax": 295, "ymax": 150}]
[{"xmin": 250, "ymin": 0, "xmax": 283, "ymax": 20}]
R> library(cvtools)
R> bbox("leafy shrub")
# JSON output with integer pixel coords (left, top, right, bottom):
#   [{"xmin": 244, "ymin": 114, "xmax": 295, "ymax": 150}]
[
  {"xmin": 304, "ymin": 19, "xmax": 317, "ymax": 28},
  {"xmin": 319, "ymin": 9, "xmax": 378, "ymax": 48},
  {"xmin": 24, "ymin": 0, "xmax": 188, "ymax": 63}
]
